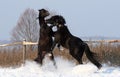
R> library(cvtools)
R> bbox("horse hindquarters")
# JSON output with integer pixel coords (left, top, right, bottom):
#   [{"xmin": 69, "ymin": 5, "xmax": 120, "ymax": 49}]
[{"xmin": 84, "ymin": 43, "xmax": 102, "ymax": 69}]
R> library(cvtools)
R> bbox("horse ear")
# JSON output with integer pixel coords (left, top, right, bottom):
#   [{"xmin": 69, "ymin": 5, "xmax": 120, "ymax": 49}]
[
  {"xmin": 39, "ymin": 9, "xmax": 46, "ymax": 13},
  {"xmin": 60, "ymin": 17, "xmax": 66, "ymax": 24},
  {"xmin": 62, "ymin": 19, "xmax": 66, "ymax": 24},
  {"xmin": 59, "ymin": 16, "xmax": 66, "ymax": 24}
]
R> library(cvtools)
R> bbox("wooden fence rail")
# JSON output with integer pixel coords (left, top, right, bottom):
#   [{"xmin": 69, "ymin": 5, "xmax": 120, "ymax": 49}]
[
  {"xmin": 0, "ymin": 39, "xmax": 120, "ymax": 64},
  {"xmin": 85, "ymin": 40, "xmax": 120, "ymax": 43}
]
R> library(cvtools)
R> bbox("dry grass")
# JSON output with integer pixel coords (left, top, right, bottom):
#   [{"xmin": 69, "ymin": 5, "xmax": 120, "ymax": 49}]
[
  {"xmin": 0, "ymin": 43, "xmax": 120, "ymax": 67},
  {"xmin": 0, "ymin": 47, "xmax": 37, "ymax": 67},
  {"xmin": 90, "ymin": 43, "xmax": 120, "ymax": 66}
]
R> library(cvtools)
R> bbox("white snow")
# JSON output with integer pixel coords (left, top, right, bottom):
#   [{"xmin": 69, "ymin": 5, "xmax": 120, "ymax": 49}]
[{"xmin": 0, "ymin": 57, "xmax": 120, "ymax": 77}]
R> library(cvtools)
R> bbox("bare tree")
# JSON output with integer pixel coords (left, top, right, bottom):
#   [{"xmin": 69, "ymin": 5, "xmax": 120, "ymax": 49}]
[
  {"xmin": 11, "ymin": 8, "xmax": 39, "ymax": 42},
  {"xmin": 10, "ymin": 8, "xmax": 57, "ymax": 51}
]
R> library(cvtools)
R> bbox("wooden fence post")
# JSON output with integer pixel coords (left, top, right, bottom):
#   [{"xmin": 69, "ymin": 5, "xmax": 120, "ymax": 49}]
[{"xmin": 23, "ymin": 39, "xmax": 26, "ymax": 64}]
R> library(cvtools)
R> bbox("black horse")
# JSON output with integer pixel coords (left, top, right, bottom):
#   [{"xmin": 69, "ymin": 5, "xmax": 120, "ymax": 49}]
[
  {"xmin": 46, "ymin": 15, "xmax": 102, "ymax": 69},
  {"xmin": 34, "ymin": 9, "xmax": 55, "ymax": 65}
]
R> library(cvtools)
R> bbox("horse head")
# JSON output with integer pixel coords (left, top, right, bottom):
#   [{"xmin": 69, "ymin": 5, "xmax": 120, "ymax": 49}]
[
  {"xmin": 46, "ymin": 15, "xmax": 66, "ymax": 27},
  {"xmin": 38, "ymin": 9, "xmax": 50, "ymax": 18}
]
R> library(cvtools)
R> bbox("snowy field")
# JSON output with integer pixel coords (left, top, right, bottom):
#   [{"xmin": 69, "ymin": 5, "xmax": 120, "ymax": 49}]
[{"xmin": 0, "ymin": 57, "xmax": 120, "ymax": 77}]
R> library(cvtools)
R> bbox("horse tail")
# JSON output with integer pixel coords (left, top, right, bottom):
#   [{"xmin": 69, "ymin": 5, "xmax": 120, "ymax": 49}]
[{"xmin": 84, "ymin": 43, "xmax": 102, "ymax": 69}]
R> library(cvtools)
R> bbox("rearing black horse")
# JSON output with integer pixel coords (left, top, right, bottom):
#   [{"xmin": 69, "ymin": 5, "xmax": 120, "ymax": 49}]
[
  {"xmin": 34, "ymin": 9, "xmax": 55, "ymax": 65},
  {"xmin": 46, "ymin": 15, "xmax": 102, "ymax": 69}
]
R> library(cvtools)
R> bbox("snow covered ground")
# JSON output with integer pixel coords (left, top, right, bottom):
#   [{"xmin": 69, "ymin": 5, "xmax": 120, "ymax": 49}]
[{"xmin": 0, "ymin": 57, "xmax": 120, "ymax": 77}]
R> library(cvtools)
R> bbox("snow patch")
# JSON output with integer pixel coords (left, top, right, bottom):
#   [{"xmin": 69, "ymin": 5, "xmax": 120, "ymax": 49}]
[{"xmin": 0, "ymin": 57, "xmax": 120, "ymax": 77}]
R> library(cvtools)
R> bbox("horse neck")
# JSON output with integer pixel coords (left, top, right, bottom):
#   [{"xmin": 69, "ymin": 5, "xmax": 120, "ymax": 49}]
[
  {"xmin": 63, "ymin": 26, "xmax": 73, "ymax": 37},
  {"xmin": 38, "ymin": 16, "xmax": 46, "ymax": 26}
]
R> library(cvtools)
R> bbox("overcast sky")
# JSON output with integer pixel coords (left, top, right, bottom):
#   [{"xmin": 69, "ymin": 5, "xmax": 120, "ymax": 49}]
[{"xmin": 0, "ymin": 0, "xmax": 120, "ymax": 40}]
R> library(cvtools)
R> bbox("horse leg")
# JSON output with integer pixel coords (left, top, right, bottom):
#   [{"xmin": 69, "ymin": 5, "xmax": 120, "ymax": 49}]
[
  {"xmin": 34, "ymin": 44, "xmax": 43, "ymax": 64},
  {"xmin": 78, "ymin": 47, "xmax": 85, "ymax": 64},
  {"xmin": 35, "ymin": 51, "xmax": 46, "ymax": 65},
  {"xmin": 77, "ymin": 51, "xmax": 84, "ymax": 64},
  {"xmin": 69, "ymin": 47, "xmax": 84, "ymax": 64},
  {"xmin": 73, "ymin": 54, "xmax": 84, "ymax": 64},
  {"xmin": 34, "ymin": 45, "xmax": 41, "ymax": 62},
  {"xmin": 49, "ymin": 52, "xmax": 57, "ymax": 68}
]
